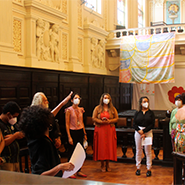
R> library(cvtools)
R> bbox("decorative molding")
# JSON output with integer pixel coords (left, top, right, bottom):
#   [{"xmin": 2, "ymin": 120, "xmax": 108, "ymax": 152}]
[
  {"xmin": 24, "ymin": 0, "xmax": 67, "ymax": 21},
  {"xmin": 62, "ymin": 33, "xmax": 68, "ymax": 61},
  {"xmin": 13, "ymin": 19, "xmax": 22, "ymax": 53},
  {"xmin": 153, "ymin": 0, "xmax": 165, "ymax": 6},
  {"xmin": 35, "ymin": 0, "xmax": 63, "ymax": 11},
  {"xmin": 84, "ymin": 18, "xmax": 109, "ymax": 37},
  {"xmin": 78, "ymin": 38, "xmax": 83, "ymax": 63},
  {"xmin": 62, "ymin": 0, "xmax": 67, "ymax": 14},
  {"xmin": 13, "ymin": 0, "xmax": 24, "ymax": 6},
  {"xmin": 61, "ymin": 0, "xmax": 68, "ymax": 23},
  {"xmin": 78, "ymin": 0, "xmax": 83, "ymax": 28}
]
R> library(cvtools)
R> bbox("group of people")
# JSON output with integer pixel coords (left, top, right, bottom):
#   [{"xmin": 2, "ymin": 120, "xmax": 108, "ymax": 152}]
[
  {"xmin": 169, "ymin": 93, "xmax": 185, "ymax": 153},
  {"xmin": 0, "ymin": 91, "xmax": 156, "ymax": 179}
]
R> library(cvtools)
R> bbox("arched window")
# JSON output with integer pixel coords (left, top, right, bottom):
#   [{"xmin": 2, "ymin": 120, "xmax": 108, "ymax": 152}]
[
  {"xmin": 138, "ymin": 0, "xmax": 145, "ymax": 28},
  {"xmin": 117, "ymin": 0, "xmax": 126, "ymax": 26},
  {"xmin": 85, "ymin": 0, "xmax": 101, "ymax": 14}
]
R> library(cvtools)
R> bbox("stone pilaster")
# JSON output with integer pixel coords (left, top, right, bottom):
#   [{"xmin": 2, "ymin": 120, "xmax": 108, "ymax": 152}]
[{"xmin": 0, "ymin": 0, "xmax": 19, "ymax": 65}]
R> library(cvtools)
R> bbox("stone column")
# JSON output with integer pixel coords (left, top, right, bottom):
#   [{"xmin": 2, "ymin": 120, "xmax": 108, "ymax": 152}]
[
  {"xmin": 127, "ymin": 0, "xmax": 138, "ymax": 28},
  {"xmin": 68, "ymin": 0, "xmax": 80, "ymax": 71},
  {"xmin": 107, "ymin": 0, "xmax": 116, "ymax": 31},
  {"xmin": 0, "ymin": 0, "xmax": 19, "ymax": 64}
]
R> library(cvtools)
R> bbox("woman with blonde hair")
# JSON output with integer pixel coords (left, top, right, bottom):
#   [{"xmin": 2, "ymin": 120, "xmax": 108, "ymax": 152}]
[{"xmin": 92, "ymin": 93, "xmax": 118, "ymax": 172}]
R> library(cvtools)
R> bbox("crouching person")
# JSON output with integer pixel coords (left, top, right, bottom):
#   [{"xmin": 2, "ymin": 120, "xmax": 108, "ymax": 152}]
[{"xmin": 19, "ymin": 105, "xmax": 74, "ymax": 177}]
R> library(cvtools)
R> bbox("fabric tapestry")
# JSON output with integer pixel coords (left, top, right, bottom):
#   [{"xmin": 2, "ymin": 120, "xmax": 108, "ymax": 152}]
[{"xmin": 119, "ymin": 32, "xmax": 175, "ymax": 83}]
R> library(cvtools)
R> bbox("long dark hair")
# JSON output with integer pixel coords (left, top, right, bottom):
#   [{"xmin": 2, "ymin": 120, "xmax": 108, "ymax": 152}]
[{"xmin": 138, "ymin": 96, "xmax": 149, "ymax": 111}]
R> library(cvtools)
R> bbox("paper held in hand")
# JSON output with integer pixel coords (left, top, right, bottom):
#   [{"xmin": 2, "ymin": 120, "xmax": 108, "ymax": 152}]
[
  {"xmin": 62, "ymin": 142, "xmax": 86, "ymax": 178},
  {"xmin": 142, "ymin": 137, "xmax": 152, "ymax": 146}
]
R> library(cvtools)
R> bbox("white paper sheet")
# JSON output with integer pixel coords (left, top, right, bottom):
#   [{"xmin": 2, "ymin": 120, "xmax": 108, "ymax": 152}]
[
  {"xmin": 62, "ymin": 142, "xmax": 86, "ymax": 178},
  {"xmin": 142, "ymin": 137, "xmax": 152, "ymax": 146}
]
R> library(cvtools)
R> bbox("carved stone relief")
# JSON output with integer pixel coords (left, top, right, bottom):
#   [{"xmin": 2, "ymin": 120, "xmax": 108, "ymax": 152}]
[
  {"xmin": 61, "ymin": 0, "xmax": 67, "ymax": 14},
  {"xmin": 36, "ymin": 18, "xmax": 59, "ymax": 63},
  {"xmin": 78, "ymin": 38, "xmax": 82, "ymax": 62},
  {"xmin": 106, "ymin": 49, "xmax": 120, "ymax": 71},
  {"xmin": 78, "ymin": 0, "xmax": 82, "ymax": 27},
  {"xmin": 13, "ymin": 19, "xmax": 22, "ymax": 53},
  {"xmin": 91, "ymin": 38, "xmax": 105, "ymax": 69},
  {"xmin": 62, "ymin": 33, "xmax": 67, "ymax": 60}
]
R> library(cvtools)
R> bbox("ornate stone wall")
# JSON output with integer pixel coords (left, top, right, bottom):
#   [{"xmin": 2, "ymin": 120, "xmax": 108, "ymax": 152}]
[
  {"xmin": 1, "ymin": 0, "xmax": 120, "ymax": 76},
  {"xmin": 13, "ymin": 19, "xmax": 22, "ymax": 53}
]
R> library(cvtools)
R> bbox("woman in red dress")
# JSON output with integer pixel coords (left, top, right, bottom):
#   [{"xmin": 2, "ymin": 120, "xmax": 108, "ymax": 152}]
[{"xmin": 92, "ymin": 93, "xmax": 118, "ymax": 172}]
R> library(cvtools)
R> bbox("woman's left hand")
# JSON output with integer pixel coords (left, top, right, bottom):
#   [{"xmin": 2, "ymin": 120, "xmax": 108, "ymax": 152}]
[
  {"xmin": 84, "ymin": 134, "xmax": 87, "ymax": 141},
  {"xmin": 141, "ymin": 134, "xmax": 146, "ymax": 140}
]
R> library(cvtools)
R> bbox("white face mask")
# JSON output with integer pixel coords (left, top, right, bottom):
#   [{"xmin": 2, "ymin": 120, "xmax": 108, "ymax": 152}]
[
  {"xmin": 103, "ymin": 99, "xmax": 110, "ymax": 105},
  {"xmin": 175, "ymin": 100, "xmax": 182, "ymax": 108},
  {"xmin": 142, "ymin": 102, "xmax": 149, "ymax": 109},
  {"xmin": 73, "ymin": 98, "xmax": 80, "ymax": 105},
  {"xmin": 9, "ymin": 117, "xmax": 17, "ymax": 125}
]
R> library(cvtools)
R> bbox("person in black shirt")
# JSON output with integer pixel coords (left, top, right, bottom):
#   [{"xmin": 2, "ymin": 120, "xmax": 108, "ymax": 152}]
[
  {"xmin": 133, "ymin": 96, "xmax": 155, "ymax": 177},
  {"xmin": 0, "ymin": 101, "xmax": 24, "ymax": 172},
  {"xmin": 19, "ymin": 105, "xmax": 74, "ymax": 177}
]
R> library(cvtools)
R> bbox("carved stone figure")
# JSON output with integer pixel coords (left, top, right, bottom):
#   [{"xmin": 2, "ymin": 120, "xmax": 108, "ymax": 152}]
[
  {"xmin": 91, "ymin": 38, "xmax": 105, "ymax": 69},
  {"xmin": 36, "ymin": 19, "xmax": 60, "ymax": 63},
  {"xmin": 50, "ymin": 24, "xmax": 59, "ymax": 63},
  {"xmin": 42, "ymin": 21, "xmax": 51, "ymax": 61},
  {"xmin": 91, "ymin": 38, "xmax": 98, "ymax": 66},
  {"xmin": 97, "ymin": 40, "xmax": 105, "ymax": 68},
  {"xmin": 36, "ymin": 19, "xmax": 45, "ymax": 61}
]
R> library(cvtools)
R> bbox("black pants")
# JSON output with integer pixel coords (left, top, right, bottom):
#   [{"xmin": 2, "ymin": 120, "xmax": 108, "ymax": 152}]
[{"xmin": 68, "ymin": 129, "xmax": 84, "ymax": 172}]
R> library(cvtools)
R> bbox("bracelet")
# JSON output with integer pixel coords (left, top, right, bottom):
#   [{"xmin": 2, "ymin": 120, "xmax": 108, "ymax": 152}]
[{"xmin": 84, "ymin": 133, "xmax": 87, "ymax": 135}]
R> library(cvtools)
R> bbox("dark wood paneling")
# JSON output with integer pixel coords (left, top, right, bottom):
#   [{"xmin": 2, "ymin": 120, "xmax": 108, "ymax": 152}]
[
  {"xmin": 104, "ymin": 77, "xmax": 120, "ymax": 110},
  {"xmin": 119, "ymin": 83, "xmax": 133, "ymax": 111},
  {"xmin": 88, "ymin": 76, "xmax": 104, "ymax": 116},
  {"xmin": 0, "ymin": 69, "xmax": 31, "ymax": 109},
  {"xmin": 0, "ymin": 64, "xmax": 132, "ymax": 120},
  {"xmin": 32, "ymin": 72, "xmax": 59, "ymax": 109}
]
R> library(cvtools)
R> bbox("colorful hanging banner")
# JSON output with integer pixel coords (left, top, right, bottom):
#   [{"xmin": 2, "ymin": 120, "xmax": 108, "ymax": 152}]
[{"xmin": 119, "ymin": 32, "xmax": 175, "ymax": 83}]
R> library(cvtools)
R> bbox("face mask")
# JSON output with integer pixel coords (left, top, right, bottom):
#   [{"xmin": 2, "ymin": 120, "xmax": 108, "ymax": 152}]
[
  {"xmin": 103, "ymin": 99, "xmax": 109, "ymax": 105},
  {"xmin": 73, "ymin": 98, "xmax": 80, "ymax": 105},
  {"xmin": 142, "ymin": 102, "xmax": 149, "ymax": 109},
  {"xmin": 175, "ymin": 100, "xmax": 182, "ymax": 108},
  {"xmin": 9, "ymin": 117, "xmax": 17, "ymax": 125}
]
